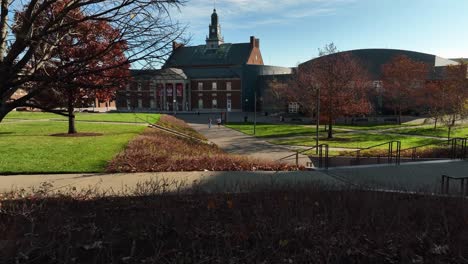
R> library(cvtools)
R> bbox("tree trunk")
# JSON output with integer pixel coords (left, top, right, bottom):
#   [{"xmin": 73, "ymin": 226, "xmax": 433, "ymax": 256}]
[
  {"xmin": 327, "ymin": 117, "xmax": 333, "ymax": 139},
  {"xmin": 68, "ymin": 89, "xmax": 77, "ymax": 134},
  {"xmin": 434, "ymin": 117, "xmax": 438, "ymax": 129},
  {"xmin": 398, "ymin": 108, "xmax": 402, "ymax": 125},
  {"xmin": 0, "ymin": 101, "xmax": 11, "ymax": 123},
  {"xmin": 448, "ymin": 126, "xmax": 451, "ymax": 141}
]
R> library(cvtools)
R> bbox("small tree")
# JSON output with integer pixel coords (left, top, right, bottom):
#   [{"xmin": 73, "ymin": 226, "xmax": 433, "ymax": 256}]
[
  {"xmin": 381, "ymin": 55, "xmax": 430, "ymax": 125},
  {"xmin": 440, "ymin": 64, "xmax": 468, "ymax": 140},
  {"xmin": 23, "ymin": 6, "xmax": 129, "ymax": 134},
  {"xmin": 415, "ymin": 81, "xmax": 445, "ymax": 129},
  {"xmin": 0, "ymin": 0, "xmax": 185, "ymax": 123},
  {"xmin": 296, "ymin": 43, "xmax": 372, "ymax": 139}
]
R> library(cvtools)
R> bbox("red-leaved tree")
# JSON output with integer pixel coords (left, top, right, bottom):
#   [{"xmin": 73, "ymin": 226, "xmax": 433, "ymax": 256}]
[
  {"xmin": 381, "ymin": 55, "xmax": 430, "ymax": 124},
  {"xmin": 17, "ymin": 2, "xmax": 129, "ymax": 134},
  {"xmin": 295, "ymin": 43, "xmax": 372, "ymax": 138}
]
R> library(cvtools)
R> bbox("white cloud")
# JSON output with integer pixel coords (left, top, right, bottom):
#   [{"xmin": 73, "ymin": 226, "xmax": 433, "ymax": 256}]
[{"xmin": 173, "ymin": 0, "xmax": 354, "ymax": 27}]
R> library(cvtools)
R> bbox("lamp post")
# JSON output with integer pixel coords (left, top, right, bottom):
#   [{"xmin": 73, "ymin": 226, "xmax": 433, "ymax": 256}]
[
  {"xmin": 254, "ymin": 90, "xmax": 257, "ymax": 135},
  {"xmin": 173, "ymin": 99, "xmax": 176, "ymax": 115},
  {"xmin": 316, "ymin": 87, "xmax": 320, "ymax": 154}
]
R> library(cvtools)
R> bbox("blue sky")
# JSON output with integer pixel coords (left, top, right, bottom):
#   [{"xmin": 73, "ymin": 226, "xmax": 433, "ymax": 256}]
[{"xmin": 173, "ymin": 0, "xmax": 468, "ymax": 67}]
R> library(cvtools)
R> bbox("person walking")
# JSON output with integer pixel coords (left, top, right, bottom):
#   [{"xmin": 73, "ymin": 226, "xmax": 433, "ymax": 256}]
[
  {"xmin": 208, "ymin": 118, "xmax": 212, "ymax": 129},
  {"xmin": 216, "ymin": 117, "xmax": 222, "ymax": 128}
]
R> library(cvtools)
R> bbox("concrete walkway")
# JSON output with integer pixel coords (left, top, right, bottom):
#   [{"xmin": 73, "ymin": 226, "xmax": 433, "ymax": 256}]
[
  {"xmin": 1, "ymin": 161, "xmax": 467, "ymax": 195},
  {"xmin": 179, "ymin": 115, "xmax": 312, "ymax": 166}
]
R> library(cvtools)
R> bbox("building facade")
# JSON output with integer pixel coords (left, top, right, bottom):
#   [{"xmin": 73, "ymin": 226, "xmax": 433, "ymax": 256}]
[{"xmin": 116, "ymin": 9, "xmax": 291, "ymax": 113}]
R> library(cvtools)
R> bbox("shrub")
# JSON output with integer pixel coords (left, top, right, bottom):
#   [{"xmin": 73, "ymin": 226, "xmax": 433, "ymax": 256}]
[{"xmin": 107, "ymin": 128, "xmax": 299, "ymax": 172}]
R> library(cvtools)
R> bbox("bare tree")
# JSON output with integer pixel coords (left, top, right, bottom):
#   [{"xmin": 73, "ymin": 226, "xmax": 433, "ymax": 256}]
[{"xmin": 0, "ymin": 0, "xmax": 186, "ymax": 122}]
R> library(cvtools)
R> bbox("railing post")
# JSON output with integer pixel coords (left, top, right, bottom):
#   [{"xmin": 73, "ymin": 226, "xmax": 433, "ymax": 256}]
[
  {"xmin": 356, "ymin": 150, "xmax": 361, "ymax": 166},
  {"xmin": 295, "ymin": 151, "xmax": 299, "ymax": 167},
  {"xmin": 319, "ymin": 145, "xmax": 323, "ymax": 168},
  {"xmin": 446, "ymin": 177, "xmax": 450, "ymax": 194},
  {"xmin": 441, "ymin": 175, "xmax": 445, "ymax": 194},
  {"xmin": 325, "ymin": 144, "xmax": 329, "ymax": 170},
  {"xmin": 461, "ymin": 178, "xmax": 465, "ymax": 196},
  {"xmin": 397, "ymin": 141, "xmax": 401, "ymax": 165},
  {"xmin": 388, "ymin": 142, "xmax": 393, "ymax": 164},
  {"xmin": 412, "ymin": 147, "xmax": 416, "ymax": 161}
]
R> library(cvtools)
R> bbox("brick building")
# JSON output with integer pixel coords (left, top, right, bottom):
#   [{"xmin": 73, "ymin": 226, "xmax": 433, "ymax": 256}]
[{"xmin": 116, "ymin": 9, "xmax": 291, "ymax": 112}]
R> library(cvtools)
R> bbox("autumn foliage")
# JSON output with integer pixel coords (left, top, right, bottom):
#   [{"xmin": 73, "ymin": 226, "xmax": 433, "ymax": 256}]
[
  {"xmin": 381, "ymin": 55, "xmax": 430, "ymax": 124},
  {"xmin": 294, "ymin": 44, "xmax": 372, "ymax": 138}
]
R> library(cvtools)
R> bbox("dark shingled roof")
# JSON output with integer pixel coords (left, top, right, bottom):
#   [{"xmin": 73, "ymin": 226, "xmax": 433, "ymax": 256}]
[
  {"xmin": 184, "ymin": 67, "xmax": 241, "ymax": 79},
  {"xmin": 164, "ymin": 43, "xmax": 252, "ymax": 68}
]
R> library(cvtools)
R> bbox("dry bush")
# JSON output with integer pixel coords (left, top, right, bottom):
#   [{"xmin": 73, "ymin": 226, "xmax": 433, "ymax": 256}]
[
  {"xmin": 107, "ymin": 128, "xmax": 298, "ymax": 172},
  {"xmin": 157, "ymin": 115, "xmax": 207, "ymax": 140},
  {"xmin": 339, "ymin": 146, "xmax": 452, "ymax": 159},
  {"xmin": 1, "ymin": 186, "xmax": 467, "ymax": 263}
]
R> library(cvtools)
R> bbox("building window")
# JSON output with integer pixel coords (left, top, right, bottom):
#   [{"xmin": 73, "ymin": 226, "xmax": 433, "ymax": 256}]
[
  {"xmin": 138, "ymin": 99, "xmax": 143, "ymax": 109},
  {"xmin": 212, "ymin": 99, "xmax": 217, "ymax": 108},
  {"xmin": 288, "ymin": 102, "xmax": 299, "ymax": 113},
  {"xmin": 198, "ymin": 93, "xmax": 203, "ymax": 97},
  {"xmin": 212, "ymin": 93, "xmax": 217, "ymax": 97},
  {"xmin": 137, "ymin": 82, "xmax": 142, "ymax": 91},
  {"xmin": 226, "ymin": 82, "xmax": 232, "ymax": 91},
  {"xmin": 212, "ymin": 82, "xmax": 217, "ymax": 91},
  {"xmin": 198, "ymin": 82, "xmax": 203, "ymax": 90},
  {"xmin": 227, "ymin": 93, "xmax": 231, "ymax": 97},
  {"xmin": 198, "ymin": 99, "xmax": 203, "ymax": 109},
  {"xmin": 150, "ymin": 99, "xmax": 156, "ymax": 109}
]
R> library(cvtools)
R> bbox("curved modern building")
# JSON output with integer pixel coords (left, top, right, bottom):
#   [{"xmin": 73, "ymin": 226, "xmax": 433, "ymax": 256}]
[{"xmin": 300, "ymin": 48, "xmax": 459, "ymax": 79}]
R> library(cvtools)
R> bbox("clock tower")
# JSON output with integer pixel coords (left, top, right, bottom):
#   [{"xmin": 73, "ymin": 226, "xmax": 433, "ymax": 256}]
[{"xmin": 206, "ymin": 9, "xmax": 224, "ymax": 50}]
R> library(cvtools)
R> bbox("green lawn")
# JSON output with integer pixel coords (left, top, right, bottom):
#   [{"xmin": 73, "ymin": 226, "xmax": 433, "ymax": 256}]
[
  {"xmin": 226, "ymin": 122, "xmax": 421, "ymax": 139},
  {"xmin": 334, "ymin": 123, "xmax": 419, "ymax": 131},
  {"xmin": 270, "ymin": 133, "xmax": 442, "ymax": 150},
  {"xmin": 386, "ymin": 125, "xmax": 468, "ymax": 138},
  {"xmin": 5, "ymin": 111, "xmax": 161, "ymax": 124},
  {"xmin": 0, "ymin": 121, "xmax": 146, "ymax": 174},
  {"xmin": 226, "ymin": 122, "xmax": 323, "ymax": 138}
]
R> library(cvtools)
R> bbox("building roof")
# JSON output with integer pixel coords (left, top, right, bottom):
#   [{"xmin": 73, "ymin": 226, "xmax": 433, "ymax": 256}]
[
  {"xmin": 184, "ymin": 67, "xmax": 241, "ymax": 79},
  {"xmin": 301, "ymin": 49, "xmax": 459, "ymax": 79},
  {"xmin": 130, "ymin": 68, "xmax": 187, "ymax": 80},
  {"xmin": 164, "ymin": 43, "xmax": 253, "ymax": 68}
]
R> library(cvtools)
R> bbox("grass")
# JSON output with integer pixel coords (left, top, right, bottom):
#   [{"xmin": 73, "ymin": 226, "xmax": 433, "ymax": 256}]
[
  {"xmin": 226, "ymin": 122, "xmax": 322, "ymax": 138},
  {"xmin": 0, "ymin": 121, "xmax": 145, "ymax": 174},
  {"xmin": 270, "ymin": 133, "xmax": 442, "ymax": 150},
  {"xmin": 5, "ymin": 111, "xmax": 161, "ymax": 123},
  {"xmin": 387, "ymin": 124, "xmax": 468, "ymax": 138},
  {"xmin": 1, "ymin": 186, "xmax": 467, "ymax": 263},
  {"xmin": 334, "ymin": 123, "xmax": 419, "ymax": 131},
  {"xmin": 226, "ymin": 122, "xmax": 421, "ymax": 139}
]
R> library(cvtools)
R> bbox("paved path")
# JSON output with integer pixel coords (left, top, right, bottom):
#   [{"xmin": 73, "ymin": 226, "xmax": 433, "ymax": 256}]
[
  {"xmin": 1, "ymin": 161, "xmax": 467, "ymax": 195},
  {"xmin": 179, "ymin": 115, "xmax": 312, "ymax": 166}
]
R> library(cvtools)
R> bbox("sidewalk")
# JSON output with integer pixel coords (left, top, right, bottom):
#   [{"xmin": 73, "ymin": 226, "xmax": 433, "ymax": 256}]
[
  {"xmin": 1, "ymin": 161, "xmax": 466, "ymax": 195},
  {"xmin": 183, "ymin": 117, "xmax": 312, "ymax": 166}
]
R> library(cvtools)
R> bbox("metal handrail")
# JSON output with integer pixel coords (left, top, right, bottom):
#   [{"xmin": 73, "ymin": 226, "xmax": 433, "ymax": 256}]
[
  {"xmin": 276, "ymin": 146, "xmax": 317, "ymax": 162},
  {"xmin": 441, "ymin": 175, "xmax": 468, "ymax": 195}
]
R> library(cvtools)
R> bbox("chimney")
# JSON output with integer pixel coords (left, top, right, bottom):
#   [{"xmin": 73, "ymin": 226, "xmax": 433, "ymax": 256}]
[
  {"xmin": 172, "ymin": 41, "xmax": 184, "ymax": 51},
  {"xmin": 250, "ymin": 36, "xmax": 255, "ymax": 48}
]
